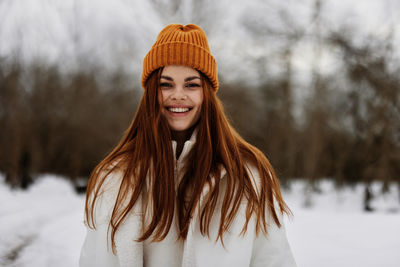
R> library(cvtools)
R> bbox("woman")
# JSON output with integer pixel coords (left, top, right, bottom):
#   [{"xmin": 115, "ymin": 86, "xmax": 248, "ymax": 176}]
[{"xmin": 79, "ymin": 24, "xmax": 296, "ymax": 267}]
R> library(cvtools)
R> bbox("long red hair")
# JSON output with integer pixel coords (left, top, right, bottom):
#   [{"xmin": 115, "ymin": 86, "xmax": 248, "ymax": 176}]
[{"xmin": 85, "ymin": 68, "xmax": 290, "ymax": 252}]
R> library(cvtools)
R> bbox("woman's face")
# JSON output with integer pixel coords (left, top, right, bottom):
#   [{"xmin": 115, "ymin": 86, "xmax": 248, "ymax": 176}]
[{"xmin": 159, "ymin": 65, "xmax": 204, "ymax": 132}]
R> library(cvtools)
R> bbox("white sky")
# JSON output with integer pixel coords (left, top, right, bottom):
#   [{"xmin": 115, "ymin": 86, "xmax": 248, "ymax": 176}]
[{"xmin": 0, "ymin": 0, "xmax": 398, "ymax": 89}]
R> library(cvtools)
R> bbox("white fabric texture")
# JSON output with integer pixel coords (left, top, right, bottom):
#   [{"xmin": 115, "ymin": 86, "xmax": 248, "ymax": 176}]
[{"xmin": 79, "ymin": 131, "xmax": 297, "ymax": 267}]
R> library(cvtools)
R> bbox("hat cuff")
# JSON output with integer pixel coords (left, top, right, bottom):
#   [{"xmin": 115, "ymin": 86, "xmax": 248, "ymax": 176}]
[{"xmin": 141, "ymin": 42, "xmax": 218, "ymax": 91}]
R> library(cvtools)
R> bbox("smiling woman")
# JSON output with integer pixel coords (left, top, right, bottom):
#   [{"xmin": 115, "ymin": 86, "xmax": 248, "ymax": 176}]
[{"xmin": 79, "ymin": 24, "xmax": 297, "ymax": 267}]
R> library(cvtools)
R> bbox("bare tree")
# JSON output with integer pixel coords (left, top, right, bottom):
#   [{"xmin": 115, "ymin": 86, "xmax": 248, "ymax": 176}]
[{"xmin": 329, "ymin": 27, "xmax": 400, "ymax": 195}]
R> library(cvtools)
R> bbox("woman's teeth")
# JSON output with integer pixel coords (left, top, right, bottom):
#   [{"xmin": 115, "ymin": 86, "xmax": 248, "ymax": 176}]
[{"xmin": 168, "ymin": 107, "xmax": 190, "ymax": 113}]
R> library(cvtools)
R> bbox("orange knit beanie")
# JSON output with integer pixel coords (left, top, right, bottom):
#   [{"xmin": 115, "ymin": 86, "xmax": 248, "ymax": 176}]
[{"xmin": 141, "ymin": 24, "xmax": 218, "ymax": 91}]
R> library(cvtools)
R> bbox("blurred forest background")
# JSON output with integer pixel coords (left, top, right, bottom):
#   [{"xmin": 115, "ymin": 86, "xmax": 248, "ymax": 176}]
[{"xmin": 0, "ymin": 0, "xmax": 399, "ymax": 204}]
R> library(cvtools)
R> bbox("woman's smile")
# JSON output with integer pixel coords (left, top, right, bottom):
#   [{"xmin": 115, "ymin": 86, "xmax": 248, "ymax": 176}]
[{"xmin": 165, "ymin": 105, "xmax": 193, "ymax": 115}]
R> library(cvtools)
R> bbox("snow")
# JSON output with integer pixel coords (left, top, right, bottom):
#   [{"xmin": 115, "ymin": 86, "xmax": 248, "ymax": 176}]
[
  {"xmin": 0, "ymin": 174, "xmax": 86, "ymax": 267},
  {"xmin": 284, "ymin": 180, "xmax": 400, "ymax": 267},
  {"xmin": 0, "ymin": 174, "xmax": 399, "ymax": 267}
]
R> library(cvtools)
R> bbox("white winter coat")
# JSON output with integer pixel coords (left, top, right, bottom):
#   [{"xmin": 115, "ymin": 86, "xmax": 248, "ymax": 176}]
[{"xmin": 79, "ymin": 132, "xmax": 297, "ymax": 267}]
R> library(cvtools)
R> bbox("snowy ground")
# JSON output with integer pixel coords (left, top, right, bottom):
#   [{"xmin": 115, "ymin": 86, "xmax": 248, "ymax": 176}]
[
  {"xmin": 0, "ymin": 174, "xmax": 399, "ymax": 267},
  {"xmin": 284, "ymin": 181, "xmax": 400, "ymax": 267}
]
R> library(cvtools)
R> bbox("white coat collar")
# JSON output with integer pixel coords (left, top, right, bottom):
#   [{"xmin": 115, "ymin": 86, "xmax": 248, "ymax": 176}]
[
  {"xmin": 170, "ymin": 128, "xmax": 226, "ymax": 179},
  {"xmin": 171, "ymin": 127, "xmax": 198, "ymax": 163}
]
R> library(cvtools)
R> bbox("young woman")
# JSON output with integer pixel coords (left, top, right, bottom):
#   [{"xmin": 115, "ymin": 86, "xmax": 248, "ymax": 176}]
[{"xmin": 79, "ymin": 24, "xmax": 296, "ymax": 267}]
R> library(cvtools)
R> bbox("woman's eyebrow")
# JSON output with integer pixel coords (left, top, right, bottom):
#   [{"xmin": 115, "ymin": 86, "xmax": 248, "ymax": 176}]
[
  {"xmin": 160, "ymin": 75, "xmax": 201, "ymax": 82},
  {"xmin": 160, "ymin": 75, "xmax": 173, "ymax": 81},
  {"xmin": 184, "ymin": 76, "xmax": 201, "ymax": 82}
]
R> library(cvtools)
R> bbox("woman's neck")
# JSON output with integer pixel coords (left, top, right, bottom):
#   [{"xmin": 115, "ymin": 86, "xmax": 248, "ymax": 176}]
[{"xmin": 171, "ymin": 126, "xmax": 195, "ymax": 159}]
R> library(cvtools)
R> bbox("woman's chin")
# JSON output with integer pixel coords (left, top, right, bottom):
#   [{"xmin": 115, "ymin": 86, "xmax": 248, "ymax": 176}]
[{"xmin": 169, "ymin": 124, "xmax": 192, "ymax": 132}]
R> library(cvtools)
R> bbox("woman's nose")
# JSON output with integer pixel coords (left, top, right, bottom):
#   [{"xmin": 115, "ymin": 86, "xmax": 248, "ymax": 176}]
[{"xmin": 171, "ymin": 86, "xmax": 187, "ymax": 100}]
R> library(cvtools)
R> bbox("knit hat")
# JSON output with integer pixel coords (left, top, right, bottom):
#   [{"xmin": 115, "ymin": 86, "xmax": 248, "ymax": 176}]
[{"xmin": 141, "ymin": 24, "xmax": 218, "ymax": 91}]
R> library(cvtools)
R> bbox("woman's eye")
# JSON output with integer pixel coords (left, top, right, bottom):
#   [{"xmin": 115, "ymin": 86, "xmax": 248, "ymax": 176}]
[
  {"xmin": 160, "ymin": 82, "xmax": 172, "ymax": 88},
  {"xmin": 186, "ymin": 83, "xmax": 200, "ymax": 88}
]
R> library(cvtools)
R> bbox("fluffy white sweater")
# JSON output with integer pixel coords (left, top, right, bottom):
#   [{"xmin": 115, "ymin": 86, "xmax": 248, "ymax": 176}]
[{"xmin": 79, "ymin": 133, "xmax": 297, "ymax": 267}]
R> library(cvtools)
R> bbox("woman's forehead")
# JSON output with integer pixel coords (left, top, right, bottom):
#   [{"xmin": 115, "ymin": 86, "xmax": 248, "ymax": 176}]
[{"xmin": 160, "ymin": 65, "xmax": 200, "ymax": 78}]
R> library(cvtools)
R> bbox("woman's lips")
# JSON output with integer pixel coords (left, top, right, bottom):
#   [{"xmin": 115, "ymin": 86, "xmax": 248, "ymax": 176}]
[
  {"xmin": 167, "ymin": 107, "xmax": 190, "ymax": 113},
  {"xmin": 165, "ymin": 106, "xmax": 193, "ymax": 116}
]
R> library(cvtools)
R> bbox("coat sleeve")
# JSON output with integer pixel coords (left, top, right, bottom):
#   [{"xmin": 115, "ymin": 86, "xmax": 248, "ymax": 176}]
[
  {"xmin": 250, "ymin": 216, "xmax": 297, "ymax": 267},
  {"xmin": 79, "ymin": 171, "xmax": 123, "ymax": 267},
  {"xmin": 79, "ymin": 223, "xmax": 120, "ymax": 267},
  {"xmin": 245, "ymin": 164, "xmax": 297, "ymax": 267}
]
